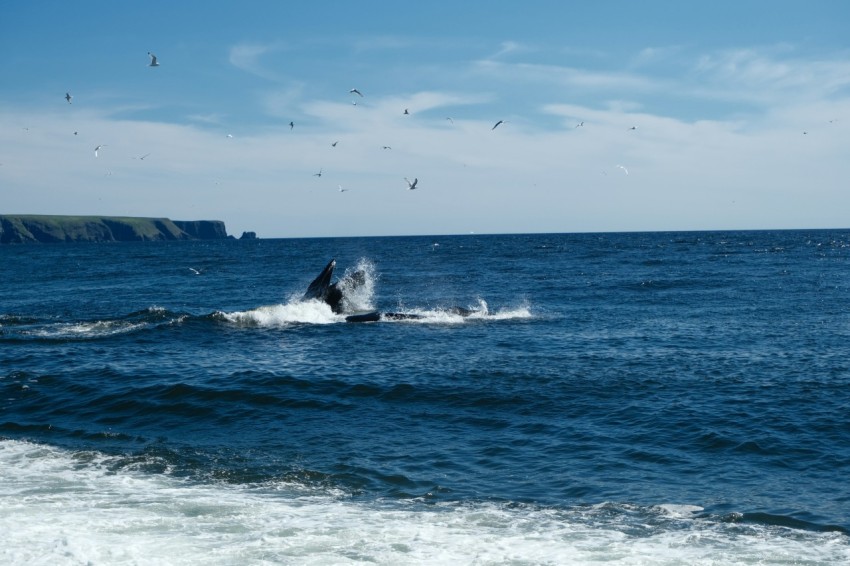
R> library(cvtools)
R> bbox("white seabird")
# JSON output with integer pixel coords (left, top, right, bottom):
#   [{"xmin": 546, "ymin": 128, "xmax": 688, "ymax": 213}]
[
  {"xmin": 148, "ymin": 52, "xmax": 159, "ymax": 67},
  {"xmin": 492, "ymin": 120, "xmax": 505, "ymax": 130},
  {"xmin": 405, "ymin": 177, "xmax": 418, "ymax": 190},
  {"xmin": 616, "ymin": 164, "xmax": 629, "ymax": 175},
  {"xmin": 338, "ymin": 185, "xmax": 349, "ymax": 192},
  {"xmin": 313, "ymin": 168, "xmax": 323, "ymax": 177},
  {"xmin": 349, "ymin": 88, "xmax": 363, "ymax": 97},
  {"xmin": 65, "ymin": 92, "xmax": 72, "ymax": 104},
  {"xmin": 94, "ymin": 145, "xmax": 106, "ymax": 157}
]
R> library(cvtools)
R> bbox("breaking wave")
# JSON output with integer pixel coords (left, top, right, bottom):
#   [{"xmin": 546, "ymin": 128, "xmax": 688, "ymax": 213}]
[{"xmin": 1, "ymin": 439, "xmax": 846, "ymax": 566}]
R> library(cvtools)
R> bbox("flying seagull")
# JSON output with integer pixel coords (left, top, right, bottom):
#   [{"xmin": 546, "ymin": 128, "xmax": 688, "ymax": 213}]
[
  {"xmin": 338, "ymin": 185, "xmax": 349, "ymax": 192},
  {"xmin": 148, "ymin": 52, "xmax": 159, "ymax": 67},
  {"xmin": 575, "ymin": 121, "xmax": 584, "ymax": 128},
  {"xmin": 382, "ymin": 145, "xmax": 392, "ymax": 150},
  {"xmin": 616, "ymin": 164, "xmax": 629, "ymax": 175},
  {"xmin": 405, "ymin": 177, "xmax": 419, "ymax": 190},
  {"xmin": 65, "ymin": 92, "xmax": 72, "ymax": 104},
  {"xmin": 403, "ymin": 108, "xmax": 409, "ymax": 115},
  {"xmin": 446, "ymin": 117, "xmax": 454, "ymax": 124},
  {"xmin": 628, "ymin": 126, "xmax": 637, "ymax": 131},
  {"xmin": 313, "ymin": 168, "xmax": 323, "ymax": 177},
  {"xmin": 94, "ymin": 144, "xmax": 106, "ymax": 157},
  {"xmin": 492, "ymin": 120, "xmax": 505, "ymax": 130},
  {"xmin": 331, "ymin": 140, "xmax": 339, "ymax": 147},
  {"xmin": 289, "ymin": 121, "xmax": 294, "ymax": 130},
  {"xmin": 138, "ymin": 153, "xmax": 151, "ymax": 160},
  {"xmin": 349, "ymin": 88, "xmax": 363, "ymax": 97}
]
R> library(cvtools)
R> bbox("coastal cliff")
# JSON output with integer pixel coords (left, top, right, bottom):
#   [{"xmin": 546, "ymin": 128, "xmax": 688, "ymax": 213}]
[{"xmin": 0, "ymin": 215, "xmax": 231, "ymax": 244}]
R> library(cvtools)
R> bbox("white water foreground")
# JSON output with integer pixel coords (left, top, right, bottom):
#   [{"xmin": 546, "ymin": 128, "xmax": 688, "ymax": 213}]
[{"xmin": 2, "ymin": 440, "xmax": 847, "ymax": 565}]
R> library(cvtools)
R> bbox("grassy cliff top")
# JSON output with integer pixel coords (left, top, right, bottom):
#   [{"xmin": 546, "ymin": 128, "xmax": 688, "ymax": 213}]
[{"xmin": 0, "ymin": 215, "xmax": 228, "ymax": 244}]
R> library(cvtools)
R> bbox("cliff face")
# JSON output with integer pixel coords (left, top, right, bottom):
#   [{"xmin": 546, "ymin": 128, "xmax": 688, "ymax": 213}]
[
  {"xmin": 173, "ymin": 220, "xmax": 229, "ymax": 240},
  {"xmin": 0, "ymin": 215, "xmax": 230, "ymax": 244}
]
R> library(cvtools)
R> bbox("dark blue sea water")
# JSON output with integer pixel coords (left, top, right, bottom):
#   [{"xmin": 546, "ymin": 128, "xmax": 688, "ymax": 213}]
[{"xmin": 2, "ymin": 231, "xmax": 849, "ymax": 564}]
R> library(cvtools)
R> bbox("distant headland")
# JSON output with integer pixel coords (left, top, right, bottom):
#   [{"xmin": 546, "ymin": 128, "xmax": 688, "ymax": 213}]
[{"xmin": 0, "ymin": 215, "xmax": 253, "ymax": 244}]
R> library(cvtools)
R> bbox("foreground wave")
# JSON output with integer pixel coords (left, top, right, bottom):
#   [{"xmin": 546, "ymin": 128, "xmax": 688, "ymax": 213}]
[{"xmin": 2, "ymin": 440, "xmax": 847, "ymax": 565}]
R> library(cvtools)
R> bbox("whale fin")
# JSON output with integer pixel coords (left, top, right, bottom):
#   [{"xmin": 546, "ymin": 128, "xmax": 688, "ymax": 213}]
[{"xmin": 303, "ymin": 259, "xmax": 335, "ymax": 301}]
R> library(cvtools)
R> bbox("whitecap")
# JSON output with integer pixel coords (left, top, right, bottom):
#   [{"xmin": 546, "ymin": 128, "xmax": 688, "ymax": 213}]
[
  {"xmin": 220, "ymin": 300, "xmax": 341, "ymax": 327},
  {"xmin": 1, "ymin": 440, "xmax": 847, "ymax": 566}
]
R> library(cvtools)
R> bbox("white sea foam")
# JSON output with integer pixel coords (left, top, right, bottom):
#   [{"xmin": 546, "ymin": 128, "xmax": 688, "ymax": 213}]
[
  {"xmin": 14, "ymin": 307, "xmax": 179, "ymax": 340},
  {"xmin": 24, "ymin": 319, "xmax": 149, "ymax": 339},
  {"xmin": 220, "ymin": 300, "xmax": 342, "ymax": 326},
  {"xmin": 2, "ymin": 440, "xmax": 847, "ymax": 565},
  {"xmin": 388, "ymin": 299, "xmax": 533, "ymax": 324}
]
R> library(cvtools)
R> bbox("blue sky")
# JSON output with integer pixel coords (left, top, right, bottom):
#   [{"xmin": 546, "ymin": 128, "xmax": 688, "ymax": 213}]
[{"xmin": 2, "ymin": 1, "xmax": 849, "ymax": 237}]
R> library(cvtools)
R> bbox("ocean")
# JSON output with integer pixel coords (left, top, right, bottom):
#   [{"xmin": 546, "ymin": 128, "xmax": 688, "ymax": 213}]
[{"xmin": 2, "ymin": 230, "xmax": 849, "ymax": 565}]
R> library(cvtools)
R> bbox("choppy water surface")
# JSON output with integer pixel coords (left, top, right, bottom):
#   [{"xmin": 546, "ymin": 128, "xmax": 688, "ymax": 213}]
[{"xmin": 2, "ymin": 231, "xmax": 849, "ymax": 564}]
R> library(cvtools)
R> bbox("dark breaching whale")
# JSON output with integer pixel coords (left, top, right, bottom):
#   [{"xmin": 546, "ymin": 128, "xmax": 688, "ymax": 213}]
[
  {"xmin": 302, "ymin": 259, "xmax": 346, "ymax": 313},
  {"xmin": 302, "ymin": 259, "xmax": 477, "ymax": 322}
]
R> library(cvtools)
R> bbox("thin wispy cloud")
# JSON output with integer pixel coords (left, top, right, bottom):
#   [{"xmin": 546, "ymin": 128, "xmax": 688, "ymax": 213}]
[
  {"xmin": 228, "ymin": 42, "xmax": 289, "ymax": 81},
  {"xmin": 369, "ymin": 91, "xmax": 493, "ymax": 116},
  {"xmin": 3, "ymin": 2, "xmax": 850, "ymax": 237},
  {"xmin": 186, "ymin": 113, "xmax": 227, "ymax": 125},
  {"xmin": 693, "ymin": 48, "xmax": 850, "ymax": 102},
  {"xmin": 487, "ymin": 40, "xmax": 531, "ymax": 59},
  {"xmin": 260, "ymin": 83, "xmax": 308, "ymax": 119},
  {"xmin": 629, "ymin": 46, "xmax": 684, "ymax": 68},
  {"xmin": 472, "ymin": 59, "xmax": 658, "ymax": 93}
]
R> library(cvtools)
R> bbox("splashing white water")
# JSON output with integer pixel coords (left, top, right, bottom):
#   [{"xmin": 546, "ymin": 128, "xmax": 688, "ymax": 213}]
[
  {"xmin": 220, "ymin": 300, "xmax": 341, "ymax": 326},
  {"xmin": 386, "ymin": 299, "xmax": 533, "ymax": 324},
  {"xmin": 1, "ymin": 440, "xmax": 847, "ymax": 566},
  {"xmin": 220, "ymin": 259, "xmax": 379, "ymax": 326},
  {"xmin": 219, "ymin": 262, "xmax": 531, "ymax": 327},
  {"xmin": 338, "ymin": 257, "xmax": 377, "ymax": 313}
]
